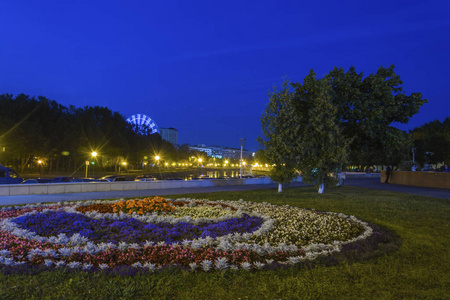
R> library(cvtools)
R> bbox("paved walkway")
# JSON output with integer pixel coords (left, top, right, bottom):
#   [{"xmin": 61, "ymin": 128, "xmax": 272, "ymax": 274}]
[
  {"xmin": 344, "ymin": 178, "xmax": 450, "ymax": 199},
  {"xmin": 0, "ymin": 179, "xmax": 448, "ymax": 206}
]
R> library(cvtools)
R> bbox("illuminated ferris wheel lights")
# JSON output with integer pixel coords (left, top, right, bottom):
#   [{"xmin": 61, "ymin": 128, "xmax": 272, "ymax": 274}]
[{"xmin": 126, "ymin": 114, "xmax": 159, "ymax": 135}]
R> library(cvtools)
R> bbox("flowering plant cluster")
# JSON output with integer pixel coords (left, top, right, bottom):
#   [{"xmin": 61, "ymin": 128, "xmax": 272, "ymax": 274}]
[
  {"xmin": 0, "ymin": 198, "xmax": 373, "ymax": 273},
  {"xmin": 112, "ymin": 196, "xmax": 175, "ymax": 215}
]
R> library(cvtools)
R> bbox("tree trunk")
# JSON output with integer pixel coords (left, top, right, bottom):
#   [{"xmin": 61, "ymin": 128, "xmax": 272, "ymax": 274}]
[
  {"xmin": 318, "ymin": 180, "xmax": 324, "ymax": 194},
  {"xmin": 278, "ymin": 183, "xmax": 282, "ymax": 193},
  {"xmin": 336, "ymin": 171, "xmax": 343, "ymax": 186}
]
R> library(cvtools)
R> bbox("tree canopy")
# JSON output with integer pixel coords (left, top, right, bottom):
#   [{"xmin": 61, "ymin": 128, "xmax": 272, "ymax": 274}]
[
  {"xmin": 259, "ymin": 81, "xmax": 301, "ymax": 192},
  {"xmin": 411, "ymin": 117, "xmax": 450, "ymax": 167},
  {"xmin": 260, "ymin": 65, "xmax": 427, "ymax": 193},
  {"xmin": 322, "ymin": 65, "xmax": 427, "ymax": 165},
  {"xmin": 292, "ymin": 71, "xmax": 349, "ymax": 193}
]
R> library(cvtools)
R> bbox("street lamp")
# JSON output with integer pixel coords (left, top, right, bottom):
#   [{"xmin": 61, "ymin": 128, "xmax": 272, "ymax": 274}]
[
  {"xmin": 91, "ymin": 151, "xmax": 98, "ymax": 178},
  {"xmin": 37, "ymin": 160, "xmax": 43, "ymax": 177},
  {"xmin": 240, "ymin": 138, "xmax": 245, "ymax": 179},
  {"xmin": 155, "ymin": 155, "xmax": 162, "ymax": 179}
]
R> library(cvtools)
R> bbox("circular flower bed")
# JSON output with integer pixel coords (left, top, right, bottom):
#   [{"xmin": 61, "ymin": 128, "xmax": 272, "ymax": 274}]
[{"xmin": 0, "ymin": 197, "xmax": 373, "ymax": 272}]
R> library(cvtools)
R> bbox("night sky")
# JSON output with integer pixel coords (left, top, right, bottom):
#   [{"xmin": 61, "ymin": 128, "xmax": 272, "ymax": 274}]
[{"xmin": 1, "ymin": 0, "xmax": 449, "ymax": 151}]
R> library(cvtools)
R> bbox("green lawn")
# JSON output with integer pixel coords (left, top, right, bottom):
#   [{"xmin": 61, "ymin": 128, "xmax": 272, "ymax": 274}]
[{"xmin": 1, "ymin": 185, "xmax": 449, "ymax": 299}]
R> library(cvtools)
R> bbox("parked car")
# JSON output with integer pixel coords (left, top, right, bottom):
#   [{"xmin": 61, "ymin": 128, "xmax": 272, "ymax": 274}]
[
  {"xmin": 135, "ymin": 175, "xmax": 157, "ymax": 182},
  {"xmin": 35, "ymin": 178, "xmax": 54, "ymax": 183},
  {"xmin": 21, "ymin": 178, "xmax": 54, "ymax": 184},
  {"xmin": 0, "ymin": 165, "xmax": 23, "ymax": 184},
  {"xmin": 52, "ymin": 176, "xmax": 74, "ymax": 183},
  {"xmin": 69, "ymin": 178, "xmax": 99, "ymax": 183},
  {"xmin": 21, "ymin": 179, "xmax": 38, "ymax": 184},
  {"xmin": 99, "ymin": 175, "xmax": 126, "ymax": 182}
]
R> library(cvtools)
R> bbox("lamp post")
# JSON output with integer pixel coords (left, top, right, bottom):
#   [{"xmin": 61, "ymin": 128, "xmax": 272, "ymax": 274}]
[
  {"xmin": 155, "ymin": 155, "xmax": 162, "ymax": 179},
  {"xmin": 85, "ymin": 160, "xmax": 89, "ymax": 178},
  {"xmin": 121, "ymin": 162, "xmax": 127, "ymax": 174},
  {"xmin": 91, "ymin": 151, "xmax": 97, "ymax": 178},
  {"xmin": 240, "ymin": 138, "xmax": 245, "ymax": 179},
  {"xmin": 37, "ymin": 160, "xmax": 43, "ymax": 177}
]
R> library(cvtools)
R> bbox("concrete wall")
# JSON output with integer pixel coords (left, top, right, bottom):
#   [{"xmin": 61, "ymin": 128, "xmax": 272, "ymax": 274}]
[
  {"xmin": 381, "ymin": 171, "xmax": 450, "ymax": 189},
  {"xmin": 0, "ymin": 177, "xmax": 277, "ymax": 196}
]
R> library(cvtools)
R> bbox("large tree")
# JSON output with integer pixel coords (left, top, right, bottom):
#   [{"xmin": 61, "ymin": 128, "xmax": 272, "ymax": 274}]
[
  {"xmin": 259, "ymin": 81, "xmax": 301, "ymax": 192},
  {"xmin": 322, "ymin": 65, "xmax": 427, "ymax": 166},
  {"xmin": 292, "ymin": 71, "xmax": 349, "ymax": 193}
]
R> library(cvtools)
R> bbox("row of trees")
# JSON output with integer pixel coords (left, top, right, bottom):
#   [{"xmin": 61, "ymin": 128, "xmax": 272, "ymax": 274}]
[
  {"xmin": 0, "ymin": 94, "xmax": 199, "ymax": 174},
  {"xmin": 260, "ymin": 65, "xmax": 428, "ymax": 193},
  {"xmin": 411, "ymin": 118, "xmax": 450, "ymax": 167}
]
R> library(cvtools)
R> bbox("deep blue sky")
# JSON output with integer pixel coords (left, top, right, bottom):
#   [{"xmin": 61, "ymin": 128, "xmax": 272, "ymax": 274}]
[{"xmin": 1, "ymin": 0, "xmax": 449, "ymax": 151}]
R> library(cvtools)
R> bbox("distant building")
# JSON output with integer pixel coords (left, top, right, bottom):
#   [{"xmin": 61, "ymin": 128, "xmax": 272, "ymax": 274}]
[
  {"xmin": 160, "ymin": 128, "xmax": 178, "ymax": 145},
  {"xmin": 188, "ymin": 145, "xmax": 252, "ymax": 159},
  {"xmin": 188, "ymin": 145, "xmax": 212, "ymax": 156}
]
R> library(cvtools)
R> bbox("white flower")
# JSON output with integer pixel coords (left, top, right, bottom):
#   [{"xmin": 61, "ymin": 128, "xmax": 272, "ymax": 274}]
[
  {"xmin": 67, "ymin": 261, "xmax": 82, "ymax": 268},
  {"xmin": 55, "ymin": 261, "xmax": 66, "ymax": 267},
  {"xmin": 118, "ymin": 242, "xmax": 128, "ymax": 251},
  {"xmin": 200, "ymin": 260, "xmax": 213, "ymax": 272},
  {"xmin": 240, "ymin": 262, "xmax": 252, "ymax": 270},
  {"xmin": 143, "ymin": 262, "xmax": 157, "ymax": 272},
  {"xmin": 189, "ymin": 262, "xmax": 198, "ymax": 271},
  {"xmin": 44, "ymin": 259, "xmax": 54, "ymax": 267},
  {"xmin": 287, "ymin": 256, "xmax": 303, "ymax": 264},
  {"xmin": 253, "ymin": 262, "xmax": 265, "ymax": 269},
  {"xmin": 2, "ymin": 257, "xmax": 14, "ymax": 266},
  {"xmin": 214, "ymin": 257, "xmax": 229, "ymax": 270},
  {"xmin": 58, "ymin": 247, "xmax": 72, "ymax": 257},
  {"xmin": 144, "ymin": 241, "xmax": 154, "ymax": 247}
]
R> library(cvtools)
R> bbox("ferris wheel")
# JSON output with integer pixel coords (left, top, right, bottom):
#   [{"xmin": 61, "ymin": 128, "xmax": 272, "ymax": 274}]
[{"xmin": 126, "ymin": 114, "xmax": 159, "ymax": 135}]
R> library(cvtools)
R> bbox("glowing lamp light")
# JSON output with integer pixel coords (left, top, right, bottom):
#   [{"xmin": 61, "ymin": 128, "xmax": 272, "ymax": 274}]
[
  {"xmin": 91, "ymin": 151, "xmax": 98, "ymax": 157},
  {"xmin": 155, "ymin": 155, "xmax": 160, "ymax": 161}
]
